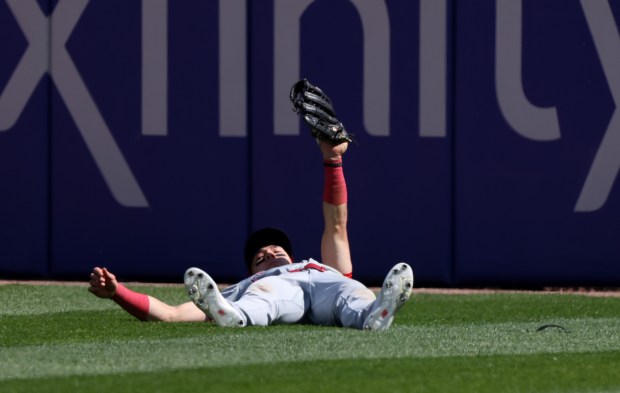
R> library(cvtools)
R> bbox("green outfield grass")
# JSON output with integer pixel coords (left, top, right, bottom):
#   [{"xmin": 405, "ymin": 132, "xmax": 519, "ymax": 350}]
[{"xmin": 1, "ymin": 284, "xmax": 619, "ymax": 392}]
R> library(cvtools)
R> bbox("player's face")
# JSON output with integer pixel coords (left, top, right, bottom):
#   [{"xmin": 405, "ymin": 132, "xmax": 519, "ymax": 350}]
[{"xmin": 250, "ymin": 245, "xmax": 292, "ymax": 274}]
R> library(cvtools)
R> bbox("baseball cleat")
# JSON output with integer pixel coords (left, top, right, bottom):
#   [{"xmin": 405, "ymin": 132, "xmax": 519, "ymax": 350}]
[
  {"xmin": 184, "ymin": 267, "xmax": 246, "ymax": 327},
  {"xmin": 362, "ymin": 262, "xmax": 414, "ymax": 331}
]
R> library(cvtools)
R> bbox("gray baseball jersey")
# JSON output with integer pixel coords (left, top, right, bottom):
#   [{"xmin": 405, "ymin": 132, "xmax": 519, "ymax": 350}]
[{"xmin": 220, "ymin": 259, "xmax": 377, "ymax": 328}]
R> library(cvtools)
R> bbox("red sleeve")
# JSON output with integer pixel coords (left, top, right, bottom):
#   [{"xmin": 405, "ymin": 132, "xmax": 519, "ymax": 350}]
[{"xmin": 112, "ymin": 284, "xmax": 150, "ymax": 321}]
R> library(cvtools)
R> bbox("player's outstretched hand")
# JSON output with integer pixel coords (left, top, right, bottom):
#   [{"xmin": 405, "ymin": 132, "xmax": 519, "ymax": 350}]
[
  {"xmin": 88, "ymin": 267, "xmax": 118, "ymax": 298},
  {"xmin": 319, "ymin": 139, "xmax": 348, "ymax": 161}
]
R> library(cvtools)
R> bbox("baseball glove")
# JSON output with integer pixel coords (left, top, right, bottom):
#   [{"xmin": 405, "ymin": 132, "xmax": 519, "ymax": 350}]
[{"xmin": 290, "ymin": 79, "xmax": 353, "ymax": 145}]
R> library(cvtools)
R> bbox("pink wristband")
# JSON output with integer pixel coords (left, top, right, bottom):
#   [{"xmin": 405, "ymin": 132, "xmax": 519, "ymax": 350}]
[
  {"xmin": 113, "ymin": 284, "xmax": 150, "ymax": 321},
  {"xmin": 323, "ymin": 159, "xmax": 347, "ymax": 205}
]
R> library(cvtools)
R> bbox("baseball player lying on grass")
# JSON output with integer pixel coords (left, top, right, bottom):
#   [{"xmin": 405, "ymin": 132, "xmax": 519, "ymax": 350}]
[{"xmin": 88, "ymin": 80, "xmax": 413, "ymax": 331}]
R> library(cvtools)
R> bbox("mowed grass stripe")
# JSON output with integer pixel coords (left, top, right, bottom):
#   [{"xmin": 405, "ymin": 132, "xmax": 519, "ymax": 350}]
[
  {"xmin": 2, "ymin": 352, "xmax": 620, "ymax": 393},
  {"xmin": 1, "ymin": 317, "xmax": 619, "ymax": 381}
]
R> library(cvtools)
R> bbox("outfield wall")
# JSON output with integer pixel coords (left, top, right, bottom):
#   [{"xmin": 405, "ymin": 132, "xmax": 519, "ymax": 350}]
[{"xmin": 1, "ymin": 0, "xmax": 618, "ymax": 286}]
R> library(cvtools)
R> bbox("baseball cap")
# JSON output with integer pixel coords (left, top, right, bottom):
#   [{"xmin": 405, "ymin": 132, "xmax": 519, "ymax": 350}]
[{"xmin": 244, "ymin": 227, "xmax": 293, "ymax": 268}]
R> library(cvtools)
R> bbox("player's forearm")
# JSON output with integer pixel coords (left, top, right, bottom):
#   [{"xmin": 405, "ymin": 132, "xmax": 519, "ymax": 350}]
[
  {"xmin": 112, "ymin": 284, "xmax": 150, "ymax": 321},
  {"xmin": 113, "ymin": 285, "xmax": 208, "ymax": 322},
  {"xmin": 321, "ymin": 158, "xmax": 353, "ymax": 275},
  {"xmin": 323, "ymin": 159, "xmax": 347, "ymax": 205}
]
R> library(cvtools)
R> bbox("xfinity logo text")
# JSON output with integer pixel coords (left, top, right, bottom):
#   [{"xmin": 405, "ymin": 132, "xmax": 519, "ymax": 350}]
[{"xmin": 0, "ymin": 0, "xmax": 618, "ymax": 212}]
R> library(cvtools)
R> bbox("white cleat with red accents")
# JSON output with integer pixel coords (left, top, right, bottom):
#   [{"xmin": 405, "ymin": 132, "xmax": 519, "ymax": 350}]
[
  {"xmin": 363, "ymin": 262, "xmax": 414, "ymax": 331},
  {"xmin": 184, "ymin": 267, "xmax": 246, "ymax": 327}
]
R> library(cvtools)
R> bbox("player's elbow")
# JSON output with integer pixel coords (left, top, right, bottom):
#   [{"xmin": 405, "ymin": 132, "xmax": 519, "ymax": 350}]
[
  {"xmin": 148, "ymin": 309, "xmax": 183, "ymax": 323},
  {"xmin": 325, "ymin": 221, "xmax": 348, "ymax": 237}
]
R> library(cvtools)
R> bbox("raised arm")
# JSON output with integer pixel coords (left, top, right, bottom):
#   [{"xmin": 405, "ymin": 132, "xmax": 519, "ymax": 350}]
[
  {"xmin": 88, "ymin": 267, "xmax": 207, "ymax": 322},
  {"xmin": 319, "ymin": 141, "xmax": 353, "ymax": 276}
]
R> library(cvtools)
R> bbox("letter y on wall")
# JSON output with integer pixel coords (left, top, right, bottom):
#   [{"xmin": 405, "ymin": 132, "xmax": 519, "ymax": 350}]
[{"xmin": 576, "ymin": 0, "xmax": 620, "ymax": 212}]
